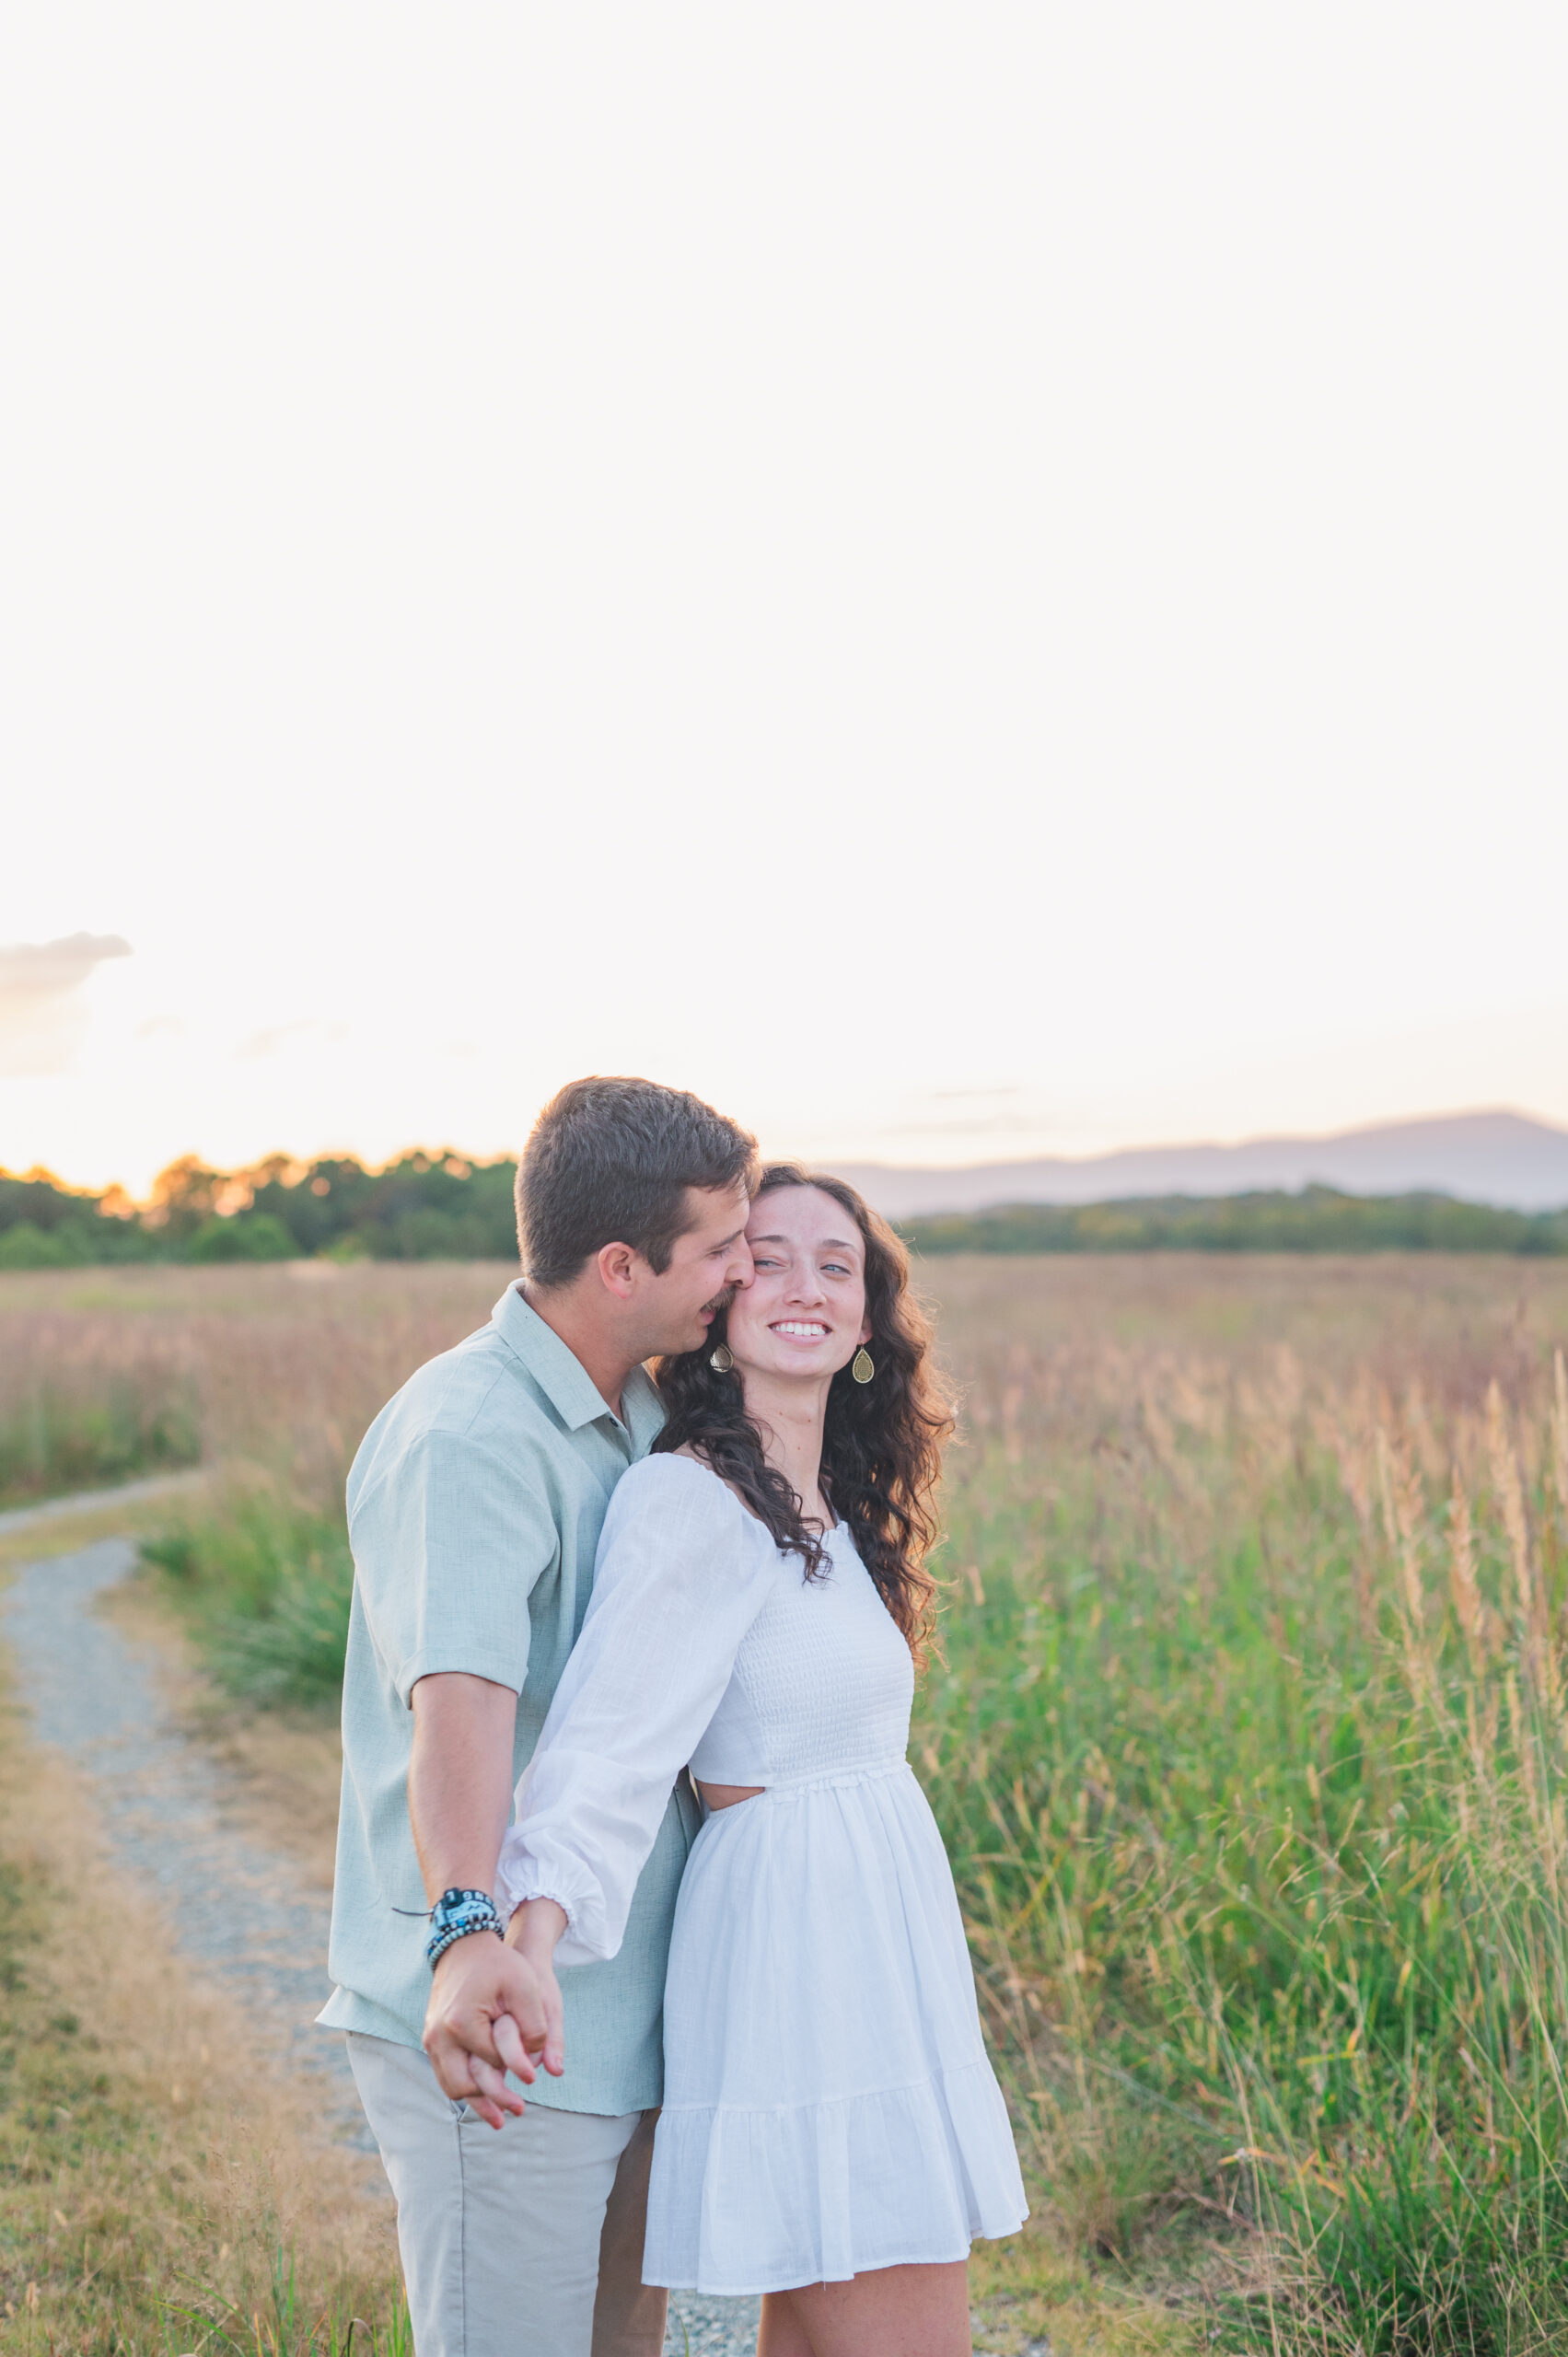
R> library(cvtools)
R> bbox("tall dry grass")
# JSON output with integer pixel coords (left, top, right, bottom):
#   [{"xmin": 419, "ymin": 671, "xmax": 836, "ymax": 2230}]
[{"xmin": 0, "ymin": 1263, "xmax": 508, "ymax": 1508}]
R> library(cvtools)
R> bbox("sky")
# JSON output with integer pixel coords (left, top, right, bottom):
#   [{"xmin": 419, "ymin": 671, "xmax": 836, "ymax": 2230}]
[{"xmin": 4, "ymin": 5, "xmax": 1566, "ymax": 1197}]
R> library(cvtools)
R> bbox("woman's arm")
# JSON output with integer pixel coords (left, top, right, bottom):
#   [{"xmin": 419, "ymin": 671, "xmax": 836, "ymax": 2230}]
[
  {"xmin": 505, "ymin": 1897, "xmax": 568, "ymax": 2079},
  {"xmin": 495, "ymin": 1457, "xmax": 769, "ymax": 1967}
]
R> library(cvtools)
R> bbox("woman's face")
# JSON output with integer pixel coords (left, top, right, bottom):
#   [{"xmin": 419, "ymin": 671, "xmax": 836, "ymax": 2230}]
[{"xmin": 726, "ymin": 1185, "xmax": 872, "ymax": 1387}]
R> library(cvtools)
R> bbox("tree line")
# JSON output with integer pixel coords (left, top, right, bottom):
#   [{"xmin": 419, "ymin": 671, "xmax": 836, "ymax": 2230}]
[
  {"xmin": 3, "ymin": 1158, "xmax": 1566, "ymax": 1270},
  {"xmin": 0, "ymin": 1152, "xmax": 520, "ymax": 1268},
  {"xmin": 901, "ymin": 1185, "xmax": 1568, "ymax": 1255}
]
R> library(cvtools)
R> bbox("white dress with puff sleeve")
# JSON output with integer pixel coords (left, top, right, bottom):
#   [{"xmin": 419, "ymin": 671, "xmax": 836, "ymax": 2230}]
[{"xmin": 495, "ymin": 1451, "xmax": 1027, "ymax": 2297}]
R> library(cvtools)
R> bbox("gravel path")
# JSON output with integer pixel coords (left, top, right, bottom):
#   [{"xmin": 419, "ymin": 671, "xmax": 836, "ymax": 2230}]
[
  {"xmin": 0, "ymin": 1468, "xmax": 207, "ymax": 1538},
  {"xmin": 0, "ymin": 1513, "xmax": 761, "ymax": 2354},
  {"xmin": 1, "ymin": 1534, "xmax": 367, "ymax": 2124}
]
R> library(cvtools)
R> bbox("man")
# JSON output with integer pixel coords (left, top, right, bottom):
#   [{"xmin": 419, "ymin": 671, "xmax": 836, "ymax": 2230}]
[{"xmin": 319, "ymin": 1076, "xmax": 758, "ymax": 2357}]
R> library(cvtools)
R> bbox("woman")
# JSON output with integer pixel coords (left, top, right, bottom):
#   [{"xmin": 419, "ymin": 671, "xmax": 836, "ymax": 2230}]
[{"xmin": 496, "ymin": 1167, "xmax": 1026, "ymax": 2356}]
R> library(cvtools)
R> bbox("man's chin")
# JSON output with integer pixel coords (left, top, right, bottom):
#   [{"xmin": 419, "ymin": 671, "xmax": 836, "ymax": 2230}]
[{"xmin": 650, "ymin": 1320, "xmax": 719, "ymax": 1361}]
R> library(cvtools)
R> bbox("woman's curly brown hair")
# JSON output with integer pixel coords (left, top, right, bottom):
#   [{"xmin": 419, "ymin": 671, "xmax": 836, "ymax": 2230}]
[{"xmin": 651, "ymin": 1164, "xmax": 954, "ymax": 1665}]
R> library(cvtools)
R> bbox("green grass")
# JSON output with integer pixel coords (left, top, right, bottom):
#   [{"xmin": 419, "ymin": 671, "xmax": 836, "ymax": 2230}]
[
  {"xmin": 142, "ymin": 1495, "xmax": 354, "ymax": 1706},
  {"xmin": 0, "ymin": 1386, "xmax": 199, "ymax": 1509},
  {"xmin": 924, "ymin": 1364, "xmax": 1568, "ymax": 2351}
]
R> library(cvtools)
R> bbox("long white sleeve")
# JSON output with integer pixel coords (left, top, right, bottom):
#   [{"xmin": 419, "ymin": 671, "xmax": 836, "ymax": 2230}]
[{"xmin": 495, "ymin": 1453, "xmax": 774, "ymax": 1967}]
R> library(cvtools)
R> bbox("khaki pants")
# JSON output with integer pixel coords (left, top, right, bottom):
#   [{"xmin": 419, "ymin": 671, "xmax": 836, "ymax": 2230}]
[{"xmin": 346, "ymin": 2032, "xmax": 668, "ymax": 2357}]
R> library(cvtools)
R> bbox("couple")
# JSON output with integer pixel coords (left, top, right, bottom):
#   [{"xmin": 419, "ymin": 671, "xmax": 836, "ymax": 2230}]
[{"xmin": 321, "ymin": 1077, "xmax": 1025, "ymax": 2357}]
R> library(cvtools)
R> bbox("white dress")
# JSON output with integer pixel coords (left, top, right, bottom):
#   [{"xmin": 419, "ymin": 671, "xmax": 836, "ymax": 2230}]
[{"xmin": 495, "ymin": 1452, "xmax": 1027, "ymax": 2296}]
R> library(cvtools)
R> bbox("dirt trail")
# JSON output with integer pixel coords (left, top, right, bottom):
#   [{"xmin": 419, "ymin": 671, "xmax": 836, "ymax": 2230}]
[
  {"xmin": 0, "ymin": 1493, "xmax": 761, "ymax": 2355},
  {"xmin": 0, "ymin": 1467, "xmax": 207, "ymax": 1539},
  {"xmin": 3, "ymin": 1530, "xmax": 367, "ymax": 2129}
]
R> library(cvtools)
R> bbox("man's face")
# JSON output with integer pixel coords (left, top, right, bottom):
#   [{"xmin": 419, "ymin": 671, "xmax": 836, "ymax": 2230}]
[{"xmin": 633, "ymin": 1180, "xmax": 754, "ymax": 1356}]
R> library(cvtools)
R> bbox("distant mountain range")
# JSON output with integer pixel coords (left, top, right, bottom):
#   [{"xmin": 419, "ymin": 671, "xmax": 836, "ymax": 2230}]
[{"xmin": 837, "ymin": 1109, "xmax": 1568, "ymax": 1219}]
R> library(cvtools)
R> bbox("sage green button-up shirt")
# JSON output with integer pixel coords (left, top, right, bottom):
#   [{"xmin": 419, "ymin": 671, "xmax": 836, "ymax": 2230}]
[{"xmin": 319, "ymin": 1283, "xmax": 697, "ymax": 2116}]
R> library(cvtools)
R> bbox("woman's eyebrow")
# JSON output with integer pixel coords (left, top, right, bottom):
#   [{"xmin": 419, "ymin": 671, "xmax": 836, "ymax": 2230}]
[{"xmin": 747, "ymin": 1233, "xmax": 860, "ymax": 1252}]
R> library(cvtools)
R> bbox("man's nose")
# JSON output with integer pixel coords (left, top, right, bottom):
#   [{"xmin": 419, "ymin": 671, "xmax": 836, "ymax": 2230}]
[{"xmin": 727, "ymin": 1239, "xmax": 755, "ymax": 1286}]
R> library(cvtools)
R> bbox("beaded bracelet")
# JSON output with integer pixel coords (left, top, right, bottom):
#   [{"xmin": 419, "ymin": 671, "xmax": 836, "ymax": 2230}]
[{"xmin": 424, "ymin": 1887, "xmax": 505, "ymax": 1968}]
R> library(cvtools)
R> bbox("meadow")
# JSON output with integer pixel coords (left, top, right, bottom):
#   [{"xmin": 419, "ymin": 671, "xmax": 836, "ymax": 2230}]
[{"xmin": 5, "ymin": 1253, "xmax": 1568, "ymax": 2355}]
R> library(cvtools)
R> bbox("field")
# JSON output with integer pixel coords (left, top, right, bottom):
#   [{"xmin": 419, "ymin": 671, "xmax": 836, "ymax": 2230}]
[{"xmin": 5, "ymin": 1254, "xmax": 1568, "ymax": 2356}]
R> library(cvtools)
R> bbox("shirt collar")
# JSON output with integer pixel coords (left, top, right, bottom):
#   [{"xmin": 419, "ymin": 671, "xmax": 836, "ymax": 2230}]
[{"xmin": 492, "ymin": 1283, "xmax": 663, "ymax": 1450}]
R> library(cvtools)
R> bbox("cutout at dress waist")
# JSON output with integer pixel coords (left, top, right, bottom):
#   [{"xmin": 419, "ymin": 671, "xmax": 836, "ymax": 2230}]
[{"xmin": 696, "ymin": 1780, "xmax": 766, "ymax": 1815}]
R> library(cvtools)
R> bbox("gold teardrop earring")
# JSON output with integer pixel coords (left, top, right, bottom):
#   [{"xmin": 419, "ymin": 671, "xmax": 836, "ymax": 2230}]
[
  {"xmin": 709, "ymin": 1343, "xmax": 735, "ymax": 1374},
  {"xmin": 851, "ymin": 1346, "xmax": 875, "ymax": 1384}
]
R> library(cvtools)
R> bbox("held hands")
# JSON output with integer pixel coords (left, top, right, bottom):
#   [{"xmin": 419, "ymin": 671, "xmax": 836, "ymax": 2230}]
[
  {"xmin": 505, "ymin": 1898, "xmax": 567, "ymax": 2074},
  {"xmin": 421, "ymin": 1925, "xmax": 563, "ymax": 2131}
]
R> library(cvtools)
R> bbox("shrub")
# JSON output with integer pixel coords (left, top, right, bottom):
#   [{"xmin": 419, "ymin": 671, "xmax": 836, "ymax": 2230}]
[
  {"xmin": 0, "ymin": 1221, "xmax": 75, "ymax": 1270},
  {"xmin": 187, "ymin": 1213, "xmax": 297, "ymax": 1263}
]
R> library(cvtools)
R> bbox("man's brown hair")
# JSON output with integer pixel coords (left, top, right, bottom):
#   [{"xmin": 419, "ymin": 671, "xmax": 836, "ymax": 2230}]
[{"xmin": 517, "ymin": 1076, "xmax": 759, "ymax": 1290}]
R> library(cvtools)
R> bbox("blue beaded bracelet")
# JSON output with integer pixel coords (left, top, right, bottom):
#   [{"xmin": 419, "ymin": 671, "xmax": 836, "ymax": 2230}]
[{"xmin": 424, "ymin": 1887, "xmax": 505, "ymax": 1968}]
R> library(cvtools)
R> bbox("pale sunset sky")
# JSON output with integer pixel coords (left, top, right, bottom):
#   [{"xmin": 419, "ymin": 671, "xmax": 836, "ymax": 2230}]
[{"xmin": 4, "ymin": 6, "xmax": 1566, "ymax": 1197}]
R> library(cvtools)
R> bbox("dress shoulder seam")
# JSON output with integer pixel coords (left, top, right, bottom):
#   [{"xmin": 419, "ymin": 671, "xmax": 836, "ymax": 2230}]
[
  {"xmin": 633, "ymin": 1451, "xmax": 789, "ymax": 1538},
  {"xmin": 624, "ymin": 1452, "xmax": 736, "ymax": 1501}
]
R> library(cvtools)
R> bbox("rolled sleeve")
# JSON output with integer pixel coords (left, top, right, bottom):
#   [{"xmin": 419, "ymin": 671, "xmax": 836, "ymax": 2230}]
[{"xmin": 349, "ymin": 1423, "xmax": 555, "ymax": 1707}]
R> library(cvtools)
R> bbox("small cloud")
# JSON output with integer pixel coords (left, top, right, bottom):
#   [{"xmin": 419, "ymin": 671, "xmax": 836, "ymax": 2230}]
[
  {"xmin": 235, "ymin": 1018, "xmax": 348, "ymax": 1062},
  {"xmin": 0, "ymin": 933, "xmax": 132, "ymax": 999},
  {"xmin": 0, "ymin": 933, "xmax": 132, "ymax": 1075}
]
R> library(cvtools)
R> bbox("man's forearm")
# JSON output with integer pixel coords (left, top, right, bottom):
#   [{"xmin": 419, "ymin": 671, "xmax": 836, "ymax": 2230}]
[
  {"xmin": 408, "ymin": 1671, "xmax": 518, "ymax": 1901},
  {"xmin": 410, "ymin": 1672, "xmax": 550, "ymax": 2126}
]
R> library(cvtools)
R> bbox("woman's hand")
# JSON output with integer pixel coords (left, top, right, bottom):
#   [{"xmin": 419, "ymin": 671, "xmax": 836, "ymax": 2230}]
[
  {"xmin": 504, "ymin": 1898, "xmax": 568, "ymax": 2080},
  {"xmin": 423, "ymin": 1933, "xmax": 552, "ymax": 2129}
]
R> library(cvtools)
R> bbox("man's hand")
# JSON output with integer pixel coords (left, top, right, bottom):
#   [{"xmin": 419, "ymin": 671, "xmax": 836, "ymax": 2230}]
[{"xmin": 422, "ymin": 1932, "xmax": 558, "ymax": 2131}]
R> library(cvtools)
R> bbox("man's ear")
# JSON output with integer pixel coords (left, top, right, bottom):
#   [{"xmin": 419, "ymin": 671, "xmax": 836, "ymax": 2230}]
[{"xmin": 595, "ymin": 1240, "xmax": 642, "ymax": 1301}]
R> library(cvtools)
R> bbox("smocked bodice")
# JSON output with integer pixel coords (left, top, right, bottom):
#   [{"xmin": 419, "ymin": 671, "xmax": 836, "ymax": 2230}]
[{"xmin": 689, "ymin": 1516, "xmax": 912, "ymax": 1787}]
